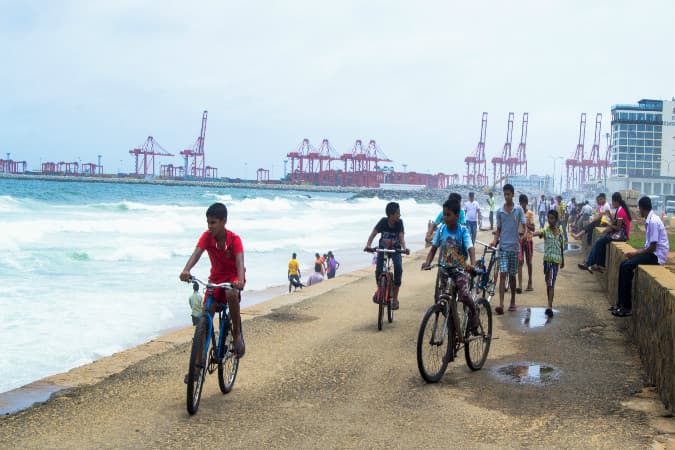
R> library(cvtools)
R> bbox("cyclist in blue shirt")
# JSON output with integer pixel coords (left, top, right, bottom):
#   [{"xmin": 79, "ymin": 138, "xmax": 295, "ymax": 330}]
[
  {"xmin": 422, "ymin": 198, "xmax": 479, "ymax": 331},
  {"xmin": 425, "ymin": 192, "xmax": 466, "ymax": 245}
]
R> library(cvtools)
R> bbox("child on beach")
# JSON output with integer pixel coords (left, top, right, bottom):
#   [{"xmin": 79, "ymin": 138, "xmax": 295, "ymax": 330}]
[
  {"xmin": 189, "ymin": 281, "xmax": 203, "ymax": 326},
  {"xmin": 533, "ymin": 209, "xmax": 565, "ymax": 317},
  {"xmin": 490, "ymin": 184, "xmax": 526, "ymax": 315},
  {"xmin": 364, "ymin": 202, "xmax": 410, "ymax": 310},
  {"xmin": 425, "ymin": 192, "xmax": 465, "ymax": 244},
  {"xmin": 421, "ymin": 198, "xmax": 479, "ymax": 331},
  {"xmin": 180, "ymin": 202, "xmax": 246, "ymax": 357},
  {"xmin": 517, "ymin": 194, "xmax": 535, "ymax": 293}
]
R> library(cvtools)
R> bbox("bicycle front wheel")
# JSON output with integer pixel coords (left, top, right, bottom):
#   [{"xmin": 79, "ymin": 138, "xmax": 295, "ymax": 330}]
[
  {"xmin": 217, "ymin": 320, "xmax": 240, "ymax": 394},
  {"xmin": 187, "ymin": 315, "xmax": 209, "ymax": 415},
  {"xmin": 377, "ymin": 276, "xmax": 387, "ymax": 331},
  {"xmin": 417, "ymin": 303, "xmax": 454, "ymax": 383},
  {"xmin": 464, "ymin": 297, "xmax": 493, "ymax": 371}
]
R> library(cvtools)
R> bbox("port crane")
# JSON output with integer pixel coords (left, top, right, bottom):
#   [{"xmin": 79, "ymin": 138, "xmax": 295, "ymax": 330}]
[
  {"xmin": 565, "ymin": 113, "xmax": 587, "ymax": 191},
  {"xmin": 463, "ymin": 112, "xmax": 488, "ymax": 186},
  {"xmin": 180, "ymin": 111, "xmax": 208, "ymax": 178},
  {"xmin": 491, "ymin": 112, "xmax": 515, "ymax": 187},
  {"xmin": 129, "ymin": 136, "xmax": 174, "ymax": 177}
]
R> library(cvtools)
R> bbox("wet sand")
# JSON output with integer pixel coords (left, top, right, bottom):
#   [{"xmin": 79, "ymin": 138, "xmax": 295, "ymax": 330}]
[{"xmin": 1, "ymin": 228, "xmax": 674, "ymax": 449}]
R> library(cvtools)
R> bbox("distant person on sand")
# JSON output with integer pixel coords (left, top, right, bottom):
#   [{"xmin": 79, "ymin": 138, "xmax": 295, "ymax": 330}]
[
  {"xmin": 288, "ymin": 253, "xmax": 304, "ymax": 292},
  {"xmin": 533, "ymin": 209, "xmax": 565, "ymax": 317},
  {"xmin": 517, "ymin": 194, "xmax": 535, "ymax": 293},
  {"xmin": 189, "ymin": 281, "xmax": 203, "ymax": 326},
  {"xmin": 307, "ymin": 260, "xmax": 324, "ymax": 286},
  {"xmin": 364, "ymin": 202, "xmax": 410, "ymax": 310},
  {"xmin": 487, "ymin": 192, "xmax": 496, "ymax": 230},
  {"xmin": 426, "ymin": 192, "xmax": 465, "ymax": 244},
  {"xmin": 464, "ymin": 191, "xmax": 481, "ymax": 244},
  {"xmin": 180, "ymin": 202, "xmax": 246, "ymax": 357},
  {"xmin": 314, "ymin": 253, "xmax": 325, "ymax": 276},
  {"xmin": 491, "ymin": 184, "xmax": 526, "ymax": 315},
  {"xmin": 326, "ymin": 251, "xmax": 340, "ymax": 279}
]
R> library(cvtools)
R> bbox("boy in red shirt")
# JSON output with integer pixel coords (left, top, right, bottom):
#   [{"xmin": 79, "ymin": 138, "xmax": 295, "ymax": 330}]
[{"xmin": 180, "ymin": 203, "xmax": 246, "ymax": 357}]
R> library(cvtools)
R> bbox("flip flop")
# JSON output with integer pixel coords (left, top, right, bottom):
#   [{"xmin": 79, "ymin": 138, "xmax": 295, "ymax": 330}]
[
  {"xmin": 233, "ymin": 338, "xmax": 246, "ymax": 359},
  {"xmin": 508, "ymin": 304, "xmax": 518, "ymax": 312},
  {"xmin": 495, "ymin": 306, "xmax": 504, "ymax": 315},
  {"xmin": 525, "ymin": 286, "xmax": 534, "ymax": 292},
  {"xmin": 515, "ymin": 288, "xmax": 523, "ymax": 294}
]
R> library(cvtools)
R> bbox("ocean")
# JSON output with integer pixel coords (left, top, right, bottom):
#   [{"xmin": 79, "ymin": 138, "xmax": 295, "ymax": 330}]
[{"xmin": 0, "ymin": 178, "xmax": 439, "ymax": 394}]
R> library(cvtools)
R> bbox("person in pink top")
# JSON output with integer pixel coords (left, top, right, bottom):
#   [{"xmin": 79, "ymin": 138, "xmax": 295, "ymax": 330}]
[
  {"xmin": 578, "ymin": 192, "xmax": 632, "ymax": 273},
  {"xmin": 612, "ymin": 196, "xmax": 670, "ymax": 317}
]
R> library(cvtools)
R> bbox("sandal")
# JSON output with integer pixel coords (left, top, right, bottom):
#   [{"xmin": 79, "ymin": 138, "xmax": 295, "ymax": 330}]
[
  {"xmin": 515, "ymin": 288, "xmax": 523, "ymax": 294},
  {"xmin": 495, "ymin": 306, "xmax": 504, "ymax": 315},
  {"xmin": 508, "ymin": 304, "xmax": 518, "ymax": 312},
  {"xmin": 525, "ymin": 286, "xmax": 533, "ymax": 292},
  {"xmin": 233, "ymin": 338, "xmax": 246, "ymax": 359}
]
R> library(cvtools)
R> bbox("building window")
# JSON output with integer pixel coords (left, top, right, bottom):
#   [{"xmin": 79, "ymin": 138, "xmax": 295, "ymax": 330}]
[
  {"xmin": 644, "ymin": 182, "xmax": 651, "ymax": 195},
  {"xmin": 655, "ymin": 184, "xmax": 662, "ymax": 195},
  {"xmin": 665, "ymin": 184, "xmax": 672, "ymax": 195}
]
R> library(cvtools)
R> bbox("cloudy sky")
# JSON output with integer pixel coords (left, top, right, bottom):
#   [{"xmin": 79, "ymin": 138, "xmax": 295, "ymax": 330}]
[{"xmin": 0, "ymin": 0, "xmax": 673, "ymax": 180}]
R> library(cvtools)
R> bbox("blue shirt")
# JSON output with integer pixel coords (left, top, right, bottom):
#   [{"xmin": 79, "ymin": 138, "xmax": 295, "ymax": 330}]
[{"xmin": 432, "ymin": 223, "xmax": 473, "ymax": 267}]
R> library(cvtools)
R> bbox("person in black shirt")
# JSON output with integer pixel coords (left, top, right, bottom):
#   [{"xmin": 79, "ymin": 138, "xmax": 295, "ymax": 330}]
[{"xmin": 364, "ymin": 202, "xmax": 410, "ymax": 309}]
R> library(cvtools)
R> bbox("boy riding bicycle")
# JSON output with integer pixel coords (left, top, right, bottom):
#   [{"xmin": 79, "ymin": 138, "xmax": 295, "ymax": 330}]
[
  {"xmin": 421, "ymin": 198, "xmax": 479, "ymax": 331},
  {"xmin": 180, "ymin": 202, "xmax": 246, "ymax": 358},
  {"xmin": 364, "ymin": 202, "xmax": 410, "ymax": 310}
]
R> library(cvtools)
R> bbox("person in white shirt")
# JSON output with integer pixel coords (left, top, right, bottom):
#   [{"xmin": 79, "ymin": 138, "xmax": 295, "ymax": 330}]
[
  {"xmin": 571, "ymin": 193, "xmax": 612, "ymax": 245},
  {"xmin": 464, "ymin": 192, "xmax": 481, "ymax": 245},
  {"xmin": 612, "ymin": 196, "xmax": 670, "ymax": 317},
  {"xmin": 538, "ymin": 194, "xmax": 548, "ymax": 229}
]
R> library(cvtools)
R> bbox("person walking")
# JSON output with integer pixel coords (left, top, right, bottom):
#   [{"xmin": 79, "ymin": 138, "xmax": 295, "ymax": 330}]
[
  {"xmin": 188, "ymin": 281, "xmax": 203, "ymax": 326},
  {"xmin": 533, "ymin": 209, "xmax": 565, "ymax": 317},
  {"xmin": 538, "ymin": 194, "xmax": 548, "ymax": 229},
  {"xmin": 491, "ymin": 184, "xmax": 526, "ymax": 314},
  {"xmin": 288, "ymin": 252, "xmax": 303, "ymax": 292},
  {"xmin": 326, "ymin": 251, "xmax": 340, "ymax": 279},
  {"xmin": 464, "ymin": 192, "xmax": 481, "ymax": 245},
  {"xmin": 487, "ymin": 192, "xmax": 496, "ymax": 230}
]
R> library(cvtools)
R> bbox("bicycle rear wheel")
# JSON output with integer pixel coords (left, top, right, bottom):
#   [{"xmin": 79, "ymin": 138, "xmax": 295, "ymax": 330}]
[
  {"xmin": 464, "ymin": 298, "xmax": 493, "ymax": 371},
  {"xmin": 377, "ymin": 276, "xmax": 386, "ymax": 330},
  {"xmin": 217, "ymin": 319, "xmax": 240, "ymax": 394},
  {"xmin": 417, "ymin": 303, "xmax": 454, "ymax": 383},
  {"xmin": 187, "ymin": 315, "xmax": 209, "ymax": 415}
]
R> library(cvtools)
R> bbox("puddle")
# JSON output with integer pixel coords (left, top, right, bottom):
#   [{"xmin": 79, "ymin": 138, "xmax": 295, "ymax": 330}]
[
  {"xmin": 522, "ymin": 307, "xmax": 556, "ymax": 328},
  {"xmin": 536, "ymin": 243, "xmax": 581, "ymax": 253},
  {"xmin": 492, "ymin": 362, "xmax": 561, "ymax": 385},
  {"xmin": 0, "ymin": 381, "xmax": 65, "ymax": 415}
]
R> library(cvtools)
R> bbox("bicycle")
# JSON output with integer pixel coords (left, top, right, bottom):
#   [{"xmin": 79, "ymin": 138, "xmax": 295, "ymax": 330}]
[
  {"xmin": 364, "ymin": 247, "xmax": 406, "ymax": 331},
  {"xmin": 186, "ymin": 277, "xmax": 241, "ymax": 415},
  {"xmin": 417, "ymin": 263, "xmax": 492, "ymax": 382},
  {"xmin": 473, "ymin": 240, "xmax": 500, "ymax": 302}
]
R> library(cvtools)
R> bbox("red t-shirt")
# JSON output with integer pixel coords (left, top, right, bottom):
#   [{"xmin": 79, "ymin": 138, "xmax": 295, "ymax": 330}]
[{"xmin": 197, "ymin": 229, "xmax": 244, "ymax": 283}]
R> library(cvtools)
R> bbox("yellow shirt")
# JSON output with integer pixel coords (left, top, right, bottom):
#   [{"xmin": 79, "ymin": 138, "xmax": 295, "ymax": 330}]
[{"xmin": 288, "ymin": 259, "xmax": 299, "ymax": 276}]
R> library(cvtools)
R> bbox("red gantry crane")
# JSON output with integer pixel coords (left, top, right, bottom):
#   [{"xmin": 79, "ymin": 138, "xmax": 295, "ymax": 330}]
[
  {"xmin": 491, "ymin": 112, "xmax": 515, "ymax": 187},
  {"xmin": 463, "ymin": 112, "xmax": 488, "ymax": 186},
  {"xmin": 512, "ymin": 112, "xmax": 529, "ymax": 176},
  {"xmin": 286, "ymin": 138, "xmax": 316, "ymax": 183},
  {"xmin": 565, "ymin": 113, "xmax": 587, "ymax": 191},
  {"xmin": 180, "ymin": 110, "xmax": 208, "ymax": 178},
  {"xmin": 129, "ymin": 136, "xmax": 174, "ymax": 177},
  {"xmin": 582, "ymin": 113, "xmax": 603, "ymax": 183}
]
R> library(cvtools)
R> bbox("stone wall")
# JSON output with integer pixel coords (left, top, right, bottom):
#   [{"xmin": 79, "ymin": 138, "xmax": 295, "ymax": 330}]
[{"xmin": 589, "ymin": 229, "xmax": 675, "ymax": 412}]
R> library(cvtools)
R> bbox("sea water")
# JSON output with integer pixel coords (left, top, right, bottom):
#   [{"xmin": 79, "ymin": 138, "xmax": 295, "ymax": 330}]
[{"xmin": 0, "ymin": 178, "xmax": 439, "ymax": 394}]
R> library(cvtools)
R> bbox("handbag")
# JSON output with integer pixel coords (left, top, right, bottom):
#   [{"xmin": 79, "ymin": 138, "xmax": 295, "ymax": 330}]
[{"xmin": 608, "ymin": 208, "xmax": 627, "ymax": 241}]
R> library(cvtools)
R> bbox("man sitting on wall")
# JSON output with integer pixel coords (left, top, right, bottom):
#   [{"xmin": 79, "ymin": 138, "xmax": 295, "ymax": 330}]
[{"xmin": 611, "ymin": 196, "xmax": 670, "ymax": 317}]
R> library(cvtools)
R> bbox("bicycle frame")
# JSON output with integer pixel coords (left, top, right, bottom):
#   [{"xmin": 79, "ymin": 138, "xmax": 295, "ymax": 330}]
[{"xmin": 201, "ymin": 293, "xmax": 230, "ymax": 370}]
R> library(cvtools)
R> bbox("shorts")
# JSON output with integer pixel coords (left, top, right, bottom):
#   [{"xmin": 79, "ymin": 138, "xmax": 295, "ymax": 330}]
[
  {"xmin": 205, "ymin": 285, "xmax": 240, "ymax": 307},
  {"xmin": 543, "ymin": 261, "xmax": 559, "ymax": 287},
  {"xmin": 498, "ymin": 249, "xmax": 519, "ymax": 276},
  {"xmin": 519, "ymin": 239, "xmax": 533, "ymax": 265}
]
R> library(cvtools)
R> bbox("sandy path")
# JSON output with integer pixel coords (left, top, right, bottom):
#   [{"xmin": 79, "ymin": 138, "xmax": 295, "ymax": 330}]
[{"xmin": 1, "ymin": 229, "xmax": 672, "ymax": 449}]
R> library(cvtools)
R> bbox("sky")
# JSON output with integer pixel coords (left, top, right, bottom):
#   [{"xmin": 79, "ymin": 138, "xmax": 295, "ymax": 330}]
[{"xmin": 0, "ymin": 0, "xmax": 673, "ymax": 180}]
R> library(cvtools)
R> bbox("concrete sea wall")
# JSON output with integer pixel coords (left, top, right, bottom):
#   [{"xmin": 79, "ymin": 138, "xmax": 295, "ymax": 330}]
[{"xmin": 592, "ymin": 229, "xmax": 675, "ymax": 412}]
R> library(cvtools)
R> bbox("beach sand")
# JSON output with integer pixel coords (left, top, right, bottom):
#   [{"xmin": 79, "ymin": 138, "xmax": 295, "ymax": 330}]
[{"xmin": 1, "ymin": 228, "xmax": 673, "ymax": 449}]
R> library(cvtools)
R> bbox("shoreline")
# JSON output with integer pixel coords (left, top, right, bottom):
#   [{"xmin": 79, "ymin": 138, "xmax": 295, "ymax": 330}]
[{"xmin": 0, "ymin": 253, "xmax": 386, "ymax": 416}]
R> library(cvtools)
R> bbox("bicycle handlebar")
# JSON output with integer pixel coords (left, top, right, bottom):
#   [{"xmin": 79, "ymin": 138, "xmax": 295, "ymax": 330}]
[
  {"xmin": 364, "ymin": 247, "xmax": 408, "ymax": 254},
  {"xmin": 189, "ymin": 276, "xmax": 240, "ymax": 291},
  {"xmin": 475, "ymin": 240, "xmax": 498, "ymax": 251}
]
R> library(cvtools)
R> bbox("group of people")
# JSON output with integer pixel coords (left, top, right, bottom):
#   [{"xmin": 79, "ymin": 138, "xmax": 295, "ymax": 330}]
[
  {"xmin": 287, "ymin": 251, "xmax": 341, "ymax": 291},
  {"xmin": 177, "ymin": 188, "xmax": 670, "ymax": 364}
]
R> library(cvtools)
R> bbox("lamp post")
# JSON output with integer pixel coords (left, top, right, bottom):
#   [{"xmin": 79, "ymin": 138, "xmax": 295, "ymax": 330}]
[{"xmin": 552, "ymin": 156, "xmax": 564, "ymax": 194}]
